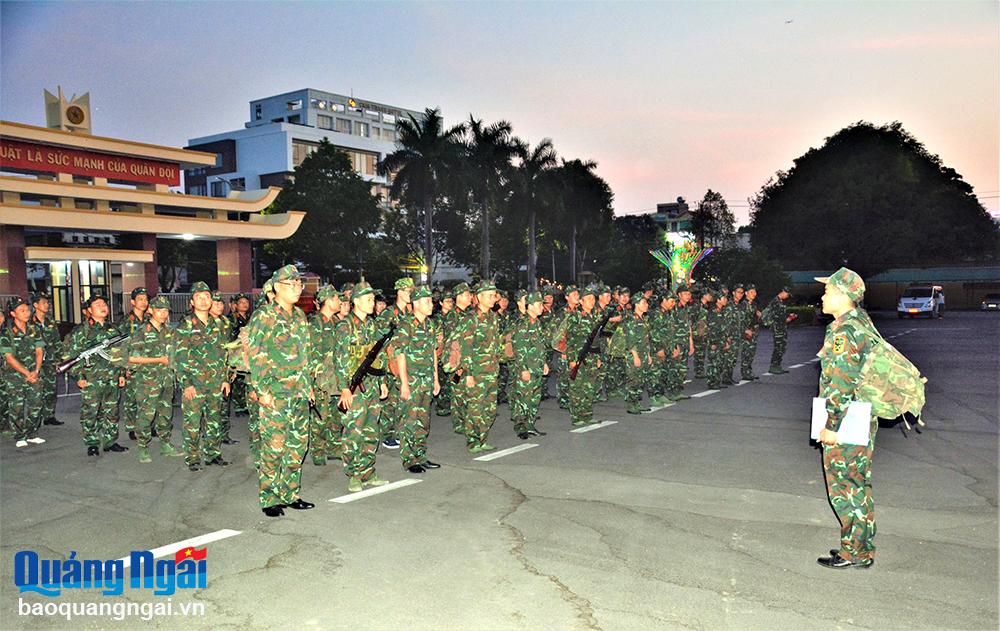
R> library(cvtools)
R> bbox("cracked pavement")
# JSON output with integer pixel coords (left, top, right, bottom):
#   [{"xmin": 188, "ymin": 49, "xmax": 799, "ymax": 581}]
[{"xmin": 1, "ymin": 312, "xmax": 997, "ymax": 630}]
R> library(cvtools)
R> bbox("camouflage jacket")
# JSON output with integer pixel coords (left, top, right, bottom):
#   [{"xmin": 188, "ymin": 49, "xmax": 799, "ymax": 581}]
[
  {"xmin": 707, "ymin": 307, "xmax": 731, "ymax": 350},
  {"xmin": 560, "ymin": 307, "xmax": 602, "ymax": 362},
  {"xmin": 330, "ymin": 312, "xmax": 384, "ymax": 394},
  {"xmin": 62, "ymin": 319, "xmax": 125, "ymax": 382},
  {"xmin": 743, "ymin": 300, "xmax": 764, "ymax": 337},
  {"xmin": 0, "ymin": 321, "xmax": 44, "ymax": 375},
  {"xmin": 246, "ymin": 302, "xmax": 313, "ymax": 399},
  {"xmin": 231, "ymin": 311, "xmax": 252, "ymax": 337},
  {"xmin": 32, "ymin": 314, "xmax": 61, "ymax": 365},
  {"xmin": 392, "ymin": 315, "xmax": 440, "ymax": 380},
  {"xmin": 309, "ymin": 312, "xmax": 341, "ymax": 393},
  {"xmin": 692, "ymin": 303, "xmax": 710, "ymax": 339},
  {"xmin": 127, "ymin": 320, "xmax": 175, "ymax": 381},
  {"xmin": 728, "ymin": 299, "xmax": 746, "ymax": 334},
  {"xmin": 445, "ymin": 307, "xmax": 501, "ymax": 376},
  {"xmin": 819, "ymin": 308, "xmax": 875, "ymax": 432},
  {"xmin": 650, "ymin": 308, "xmax": 678, "ymax": 351},
  {"xmin": 174, "ymin": 313, "xmax": 228, "ymax": 390},
  {"xmin": 117, "ymin": 311, "xmax": 149, "ymax": 338},
  {"xmin": 762, "ymin": 297, "xmax": 788, "ymax": 335},
  {"xmin": 621, "ymin": 311, "xmax": 653, "ymax": 359},
  {"xmin": 377, "ymin": 302, "xmax": 412, "ymax": 330},
  {"xmin": 507, "ymin": 315, "xmax": 548, "ymax": 375}
]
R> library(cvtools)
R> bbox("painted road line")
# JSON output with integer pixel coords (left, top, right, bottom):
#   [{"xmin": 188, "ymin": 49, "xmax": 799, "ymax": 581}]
[
  {"xmin": 810, "ymin": 358, "xmax": 820, "ymax": 362},
  {"xmin": 789, "ymin": 363, "xmax": 805, "ymax": 369},
  {"xmin": 735, "ymin": 380, "xmax": 750, "ymax": 386},
  {"xmin": 761, "ymin": 372, "xmax": 774, "ymax": 376},
  {"xmin": 683, "ymin": 379, "xmax": 692, "ymax": 384},
  {"xmin": 330, "ymin": 479, "xmax": 423, "ymax": 503},
  {"xmin": 647, "ymin": 403, "xmax": 675, "ymax": 412},
  {"xmin": 118, "ymin": 529, "xmax": 242, "ymax": 568},
  {"xmin": 691, "ymin": 390, "xmax": 719, "ymax": 398},
  {"xmin": 570, "ymin": 420, "xmax": 618, "ymax": 434},
  {"xmin": 473, "ymin": 443, "xmax": 539, "ymax": 462}
]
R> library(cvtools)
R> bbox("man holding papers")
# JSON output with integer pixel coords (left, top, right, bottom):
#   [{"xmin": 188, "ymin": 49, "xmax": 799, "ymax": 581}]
[{"xmin": 814, "ymin": 267, "xmax": 878, "ymax": 570}]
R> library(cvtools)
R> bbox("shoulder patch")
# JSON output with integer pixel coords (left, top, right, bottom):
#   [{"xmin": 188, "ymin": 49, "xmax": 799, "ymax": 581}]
[{"xmin": 831, "ymin": 334, "xmax": 847, "ymax": 354}]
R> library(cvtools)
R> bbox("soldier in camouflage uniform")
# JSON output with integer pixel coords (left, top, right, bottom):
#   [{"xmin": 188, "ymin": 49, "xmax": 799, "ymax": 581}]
[
  {"xmin": 495, "ymin": 290, "xmax": 513, "ymax": 405},
  {"xmin": 538, "ymin": 285, "xmax": 559, "ymax": 401},
  {"xmin": 621, "ymin": 293, "xmax": 655, "ymax": 414},
  {"xmin": 559, "ymin": 284, "xmax": 603, "ymax": 426},
  {"xmin": 721, "ymin": 285, "xmax": 745, "ymax": 385},
  {"xmin": 210, "ymin": 291, "xmax": 239, "ymax": 444},
  {"xmin": 332, "ymin": 281, "xmax": 391, "ymax": 492},
  {"xmin": 445, "ymin": 280, "xmax": 502, "ymax": 452},
  {"xmin": 308, "ymin": 284, "xmax": 342, "ymax": 465},
  {"xmin": 740, "ymin": 284, "xmax": 764, "ymax": 380},
  {"xmin": 649, "ymin": 292, "xmax": 676, "ymax": 406},
  {"xmin": 244, "ymin": 279, "xmax": 275, "ymax": 464},
  {"xmin": 377, "ymin": 277, "xmax": 414, "ymax": 449},
  {"xmin": 814, "ymin": 268, "xmax": 877, "ymax": 570},
  {"xmin": 126, "ymin": 295, "xmax": 183, "ymax": 462},
  {"xmin": 229, "ymin": 293, "xmax": 252, "ymax": 414},
  {"xmin": 0, "ymin": 310, "xmax": 9, "ymax": 437},
  {"xmin": 118, "ymin": 287, "xmax": 149, "ymax": 440},
  {"xmin": 704, "ymin": 289, "xmax": 730, "ymax": 390},
  {"xmin": 552, "ymin": 285, "xmax": 581, "ymax": 410},
  {"xmin": 31, "ymin": 292, "xmax": 63, "ymax": 427},
  {"xmin": 247, "ymin": 265, "xmax": 316, "ymax": 517},
  {"xmin": 434, "ymin": 290, "xmax": 456, "ymax": 417},
  {"xmin": 174, "ymin": 282, "xmax": 230, "ymax": 471},
  {"xmin": 506, "ymin": 292, "xmax": 549, "ymax": 439},
  {"xmin": 3, "ymin": 297, "xmax": 45, "ymax": 446},
  {"xmin": 443, "ymin": 283, "xmax": 473, "ymax": 433},
  {"xmin": 763, "ymin": 287, "xmax": 792, "ymax": 374},
  {"xmin": 692, "ymin": 285, "xmax": 711, "ymax": 379},
  {"xmin": 63, "ymin": 295, "xmax": 128, "ymax": 456},
  {"xmin": 392, "ymin": 285, "xmax": 441, "ymax": 472},
  {"xmin": 666, "ymin": 288, "xmax": 692, "ymax": 401}
]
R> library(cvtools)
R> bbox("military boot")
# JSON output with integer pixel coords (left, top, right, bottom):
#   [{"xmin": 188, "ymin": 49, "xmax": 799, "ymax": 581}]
[
  {"xmin": 363, "ymin": 475, "xmax": 389, "ymax": 488},
  {"xmin": 348, "ymin": 477, "xmax": 363, "ymax": 492},
  {"xmin": 159, "ymin": 442, "xmax": 183, "ymax": 457},
  {"xmin": 137, "ymin": 446, "xmax": 152, "ymax": 463}
]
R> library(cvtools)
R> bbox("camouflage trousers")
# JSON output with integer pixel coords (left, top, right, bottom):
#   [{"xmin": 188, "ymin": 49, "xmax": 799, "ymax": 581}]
[
  {"xmin": 180, "ymin": 387, "xmax": 223, "ymax": 465},
  {"xmin": 0, "ymin": 376, "xmax": 9, "ymax": 433},
  {"xmin": 454, "ymin": 371, "xmax": 498, "ymax": 448},
  {"xmin": 39, "ymin": 361, "xmax": 57, "ymax": 422},
  {"xmin": 770, "ymin": 331, "xmax": 787, "ymax": 369},
  {"xmin": 310, "ymin": 392, "xmax": 344, "ymax": 463},
  {"xmin": 8, "ymin": 377, "xmax": 43, "ymax": 441},
  {"xmin": 705, "ymin": 345, "xmax": 724, "ymax": 389},
  {"xmin": 510, "ymin": 370, "xmax": 543, "ymax": 434},
  {"xmin": 625, "ymin": 358, "xmax": 656, "ymax": 411},
  {"xmin": 258, "ymin": 396, "xmax": 309, "ymax": 508},
  {"xmin": 398, "ymin": 376, "xmax": 433, "ymax": 468},
  {"xmin": 556, "ymin": 355, "xmax": 571, "ymax": 408},
  {"xmin": 218, "ymin": 390, "xmax": 232, "ymax": 441},
  {"xmin": 247, "ymin": 391, "xmax": 261, "ymax": 464},
  {"xmin": 604, "ymin": 356, "xmax": 627, "ymax": 398},
  {"xmin": 650, "ymin": 356, "xmax": 669, "ymax": 397},
  {"xmin": 693, "ymin": 335, "xmax": 708, "ymax": 377},
  {"xmin": 341, "ymin": 387, "xmax": 382, "ymax": 481},
  {"xmin": 823, "ymin": 424, "xmax": 877, "ymax": 561},
  {"xmin": 741, "ymin": 334, "xmax": 759, "ymax": 378},
  {"xmin": 435, "ymin": 361, "xmax": 452, "ymax": 417},
  {"xmin": 122, "ymin": 373, "xmax": 140, "ymax": 433},
  {"xmin": 664, "ymin": 350, "xmax": 687, "ymax": 394},
  {"xmin": 231, "ymin": 372, "xmax": 249, "ymax": 413},
  {"xmin": 569, "ymin": 361, "xmax": 600, "ymax": 425},
  {"xmin": 380, "ymin": 375, "xmax": 400, "ymax": 441},
  {"xmin": 722, "ymin": 340, "xmax": 739, "ymax": 383},
  {"xmin": 450, "ymin": 372, "xmax": 465, "ymax": 432},
  {"xmin": 80, "ymin": 379, "xmax": 120, "ymax": 448},
  {"xmin": 497, "ymin": 363, "xmax": 511, "ymax": 403},
  {"xmin": 133, "ymin": 375, "xmax": 174, "ymax": 448}
]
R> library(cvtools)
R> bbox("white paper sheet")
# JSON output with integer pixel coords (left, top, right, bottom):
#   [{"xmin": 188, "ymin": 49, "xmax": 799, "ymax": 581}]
[{"xmin": 811, "ymin": 398, "xmax": 872, "ymax": 446}]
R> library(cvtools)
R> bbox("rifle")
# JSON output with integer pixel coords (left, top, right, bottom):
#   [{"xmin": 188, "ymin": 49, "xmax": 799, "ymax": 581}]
[
  {"xmin": 57, "ymin": 333, "xmax": 129, "ymax": 374},
  {"xmin": 338, "ymin": 324, "xmax": 396, "ymax": 411},
  {"xmin": 569, "ymin": 306, "xmax": 615, "ymax": 381}
]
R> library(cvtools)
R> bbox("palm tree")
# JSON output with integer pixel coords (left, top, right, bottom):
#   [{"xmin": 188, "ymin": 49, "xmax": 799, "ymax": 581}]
[
  {"xmin": 466, "ymin": 116, "xmax": 519, "ymax": 279},
  {"xmin": 378, "ymin": 108, "xmax": 466, "ymax": 283},
  {"xmin": 513, "ymin": 139, "xmax": 558, "ymax": 290},
  {"xmin": 552, "ymin": 158, "xmax": 600, "ymax": 282}
]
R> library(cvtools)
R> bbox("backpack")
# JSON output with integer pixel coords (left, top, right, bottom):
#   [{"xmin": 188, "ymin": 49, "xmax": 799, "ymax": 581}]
[{"xmin": 854, "ymin": 321, "xmax": 927, "ymax": 430}]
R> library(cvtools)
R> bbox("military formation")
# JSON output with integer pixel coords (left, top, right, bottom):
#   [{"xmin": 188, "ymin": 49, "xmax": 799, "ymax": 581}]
[{"xmin": 2, "ymin": 272, "xmax": 797, "ymax": 519}]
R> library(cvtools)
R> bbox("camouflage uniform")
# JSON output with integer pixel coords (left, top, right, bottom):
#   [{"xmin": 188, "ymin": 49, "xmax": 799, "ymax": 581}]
[
  {"xmin": 723, "ymin": 297, "xmax": 743, "ymax": 385},
  {"xmin": 309, "ymin": 286, "xmax": 343, "ymax": 464},
  {"xmin": 496, "ymin": 298, "xmax": 514, "ymax": 405},
  {"xmin": 763, "ymin": 293, "xmax": 790, "ymax": 373},
  {"xmin": 506, "ymin": 293, "xmax": 547, "ymax": 435},
  {"xmin": 741, "ymin": 289, "xmax": 764, "ymax": 380},
  {"xmin": 621, "ymin": 306, "xmax": 655, "ymax": 414},
  {"xmin": 551, "ymin": 290, "xmax": 579, "ymax": 410},
  {"xmin": 440, "ymin": 288, "xmax": 471, "ymax": 429},
  {"xmin": 211, "ymin": 295, "xmax": 235, "ymax": 442},
  {"xmin": 391, "ymin": 286, "xmax": 439, "ymax": 468},
  {"xmin": 126, "ymin": 296, "xmax": 180, "ymax": 454},
  {"xmin": 63, "ymin": 309, "xmax": 126, "ymax": 448},
  {"xmin": 560, "ymin": 287, "xmax": 603, "ymax": 426},
  {"xmin": 649, "ymin": 301, "xmax": 676, "ymax": 403},
  {"xmin": 1, "ymin": 305, "xmax": 44, "ymax": 441},
  {"xmin": 667, "ymin": 296, "xmax": 692, "ymax": 400},
  {"xmin": 433, "ymin": 299, "xmax": 457, "ymax": 419},
  {"xmin": 816, "ymin": 268, "xmax": 878, "ymax": 565},
  {"xmin": 692, "ymin": 298, "xmax": 710, "ymax": 378},
  {"xmin": 229, "ymin": 306, "xmax": 252, "ymax": 414},
  {"xmin": 247, "ymin": 266, "xmax": 313, "ymax": 509},
  {"xmin": 117, "ymin": 297, "xmax": 149, "ymax": 435},
  {"xmin": 705, "ymin": 296, "xmax": 729, "ymax": 390},
  {"xmin": 376, "ymin": 279, "xmax": 413, "ymax": 443},
  {"xmin": 31, "ymin": 295, "xmax": 61, "ymax": 425},
  {"xmin": 445, "ymin": 282, "xmax": 502, "ymax": 450},
  {"xmin": 174, "ymin": 283, "xmax": 228, "ymax": 467}
]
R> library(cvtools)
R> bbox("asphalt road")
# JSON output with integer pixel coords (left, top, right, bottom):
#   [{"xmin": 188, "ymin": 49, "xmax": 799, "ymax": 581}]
[{"xmin": 1, "ymin": 311, "xmax": 997, "ymax": 630}]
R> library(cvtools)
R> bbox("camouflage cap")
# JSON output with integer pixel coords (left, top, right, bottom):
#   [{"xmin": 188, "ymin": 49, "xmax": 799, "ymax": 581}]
[
  {"xmin": 30, "ymin": 290, "xmax": 50, "ymax": 304},
  {"xmin": 149, "ymin": 295, "xmax": 171, "ymax": 309},
  {"xmin": 7, "ymin": 296, "xmax": 30, "ymax": 312},
  {"xmin": 190, "ymin": 281, "xmax": 211, "ymax": 295},
  {"xmin": 452, "ymin": 282, "xmax": 471, "ymax": 296},
  {"xmin": 211, "ymin": 290, "xmax": 224, "ymax": 302},
  {"xmin": 514, "ymin": 289, "xmax": 527, "ymax": 302},
  {"xmin": 815, "ymin": 267, "xmax": 864, "ymax": 301},
  {"xmin": 271, "ymin": 264, "xmax": 301, "ymax": 283},
  {"xmin": 733, "ymin": 283, "xmax": 745, "ymax": 292},
  {"xmin": 564, "ymin": 284, "xmax": 580, "ymax": 296},
  {"xmin": 394, "ymin": 277, "xmax": 415, "ymax": 291},
  {"xmin": 676, "ymin": 283, "xmax": 691, "ymax": 294},
  {"xmin": 86, "ymin": 294, "xmax": 108, "ymax": 308},
  {"xmin": 316, "ymin": 284, "xmax": 338, "ymax": 303},
  {"xmin": 745, "ymin": 283, "xmax": 757, "ymax": 291},
  {"xmin": 496, "ymin": 289, "xmax": 508, "ymax": 300},
  {"xmin": 525, "ymin": 291, "xmax": 543, "ymax": 305},
  {"xmin": 412, "ymin": 284, "xmax": 433, "ymax": 300},
  {"xmin": 618, "ymin": 286, "xmax": 631, "ymax": 296},
  {"xmin": 231, "ymin": 292, "xmax": 250, "ymax": 303},
  {"xmin": 598, "ymin": 284, "xmax": 612, "ymax": 296},
  {"xmin": 580, "ymin": 284, "xmax": 599, "ymax": 298},
  {"xmin": 542, "ymin": 285, "xmax": 561, "ymax": 296},
  {"xmin": 352, "ymin": 281, "xmax": 375, "ymax": 299},
  {"xmin": 474, "ymin": 280, "xmax": 497, "ymax": 294},
  {"xmin": 130, "ymin": 287, "xmax": 148, "ymax": 299}
]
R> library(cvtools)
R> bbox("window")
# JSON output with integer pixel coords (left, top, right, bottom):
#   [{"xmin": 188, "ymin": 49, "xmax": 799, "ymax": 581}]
[
  {"xmin": 255, "ymin": 104, "xmax": 262, "ymax": 120},
  {"xmin": 287, "ymin": 114, "xmax": 301, "ymax": 124},
  {"xmin": 210, "ymin": 180, "xmax": 226, "ymax": 197},
  {"xmin": 365, "ymin": 110, "xmax": 379, "ymax": 121},
  {"xmin": 348, "ymin": 104, "xmax": 363, "ymax": 115},
  {"xmin": 382, "ymin": 113, "xmax": 396, "ymax": 125},
  {"xmin": 229, "ymin": 177, "xmax": 245, "ymax": 191},
  {"xmin": 189, "ymin": 184, "xmax": 207, "ymax": 196},
  {"xmin": 318, "ymin": 114, "xmax": 333, "ymax": 130},
  {"xmin": 311, "ymin": 98, "xmax": 327, "ymax": 110},
  {"xmin": 331, "ymin": 103, "xmax": 345, "ymax": 113},
  {"xmin": 377, "ymin": 128, "xmax": 395, "ymax": 142},
  {"xmin": 336, "ymin": 118, "xmax": 351, "ymax": 134},
  {"xmin": 287, "ymin": 99, "xmax": 302, "ymax": 111},
  {"xmin": 292, "ymin": 140, "xmax": 320, "ymax": 166},
  {"xmin": 354, "ymin": 122, "xmax": 369, "ymax": 137}
]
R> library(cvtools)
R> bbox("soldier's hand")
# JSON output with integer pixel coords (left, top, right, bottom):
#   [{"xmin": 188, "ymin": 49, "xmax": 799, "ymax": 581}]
[
  {"xmin": 465, "ymin": 375, "xmax": 476, "ymax": 388},
  {"xmin": 183, "ymin": 386, "xmax": 197, "ymax": 401},
  {"xmin": 159, "ymin": 356, "xmax": 170, "ymax": 365},
  {"xmin": 221, "ymin": 382, "xmax": 231, "ymax": 397},
  {"xmin": 656, "ymin": 350, "xmax": 666, "ymax": 360},
  {"xmin": 568, "ymin": 361, "xmax": 578, "ymax": 371},
  {"xmin": 433, "ymin": 380, "xmax": 441, "ymax": 396},
  {"xmin": 521, "ymin": 370, "xmax": 531, "ymax": 383},
  {"xmin": 543, "ymin": 363, "xmax": 550, "ymax": 376},
  {"xmin": 118, "ymin": 376, "xmax": 126, "ymax": 388},
  {"xmin": 379, "ymin": 383, "xmax": 389, "ymax": 399},
  {"xmin": 671, "ymin": 348, "xmax": 681, "ymax": 359},
  {"xmin": 819, "ymin": 428, "xmax": 838, "ymax": 446},
  {"xmin": 400, "ymin": 383, "xmax": 411, "ymax": 401},
  {"xmin": 338, "ymin": 388, "xmax": 353, "ymax": 411},
  {"xmin": 633, "ymin": 356, "xmax": 641, "ymax": 368},
  {"xmin": 308, "ymin": 390, "xmax": 315, "ymax": 404},
  {"xmin": 77, "ymin": 379, "xmax": 88, "ymax": 389},
  {"xmin": 259, "ymin": 391, "xmax": 274, "ymax": 408},
  {"xmin": 596, "ymin": 358, "xmax": 602, "ymax": 368}
]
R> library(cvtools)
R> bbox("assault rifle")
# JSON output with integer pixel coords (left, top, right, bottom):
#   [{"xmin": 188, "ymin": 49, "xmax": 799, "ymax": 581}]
[
  {"xmin": 338, "ymin": 323, "xmax": 396, "ymax": 412},
  {"xmin": 569, "ymin": 306, "xmax": 614, "ymax": 381},
  {"xmin": 57, "ymin": 333, "xmax": 129, "ymax": 374}
]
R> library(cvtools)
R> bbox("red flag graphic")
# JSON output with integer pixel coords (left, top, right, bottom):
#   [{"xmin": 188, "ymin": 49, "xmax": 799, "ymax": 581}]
[{"xmin": 174, "ymin": 546, "xmax": 207, "ymax": 564}]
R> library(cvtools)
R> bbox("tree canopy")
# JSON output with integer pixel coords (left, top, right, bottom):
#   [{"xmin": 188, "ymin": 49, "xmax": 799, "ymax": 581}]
[{"xmin": 750, "ymin": 121, "xmax": 997, "ymax": 277}]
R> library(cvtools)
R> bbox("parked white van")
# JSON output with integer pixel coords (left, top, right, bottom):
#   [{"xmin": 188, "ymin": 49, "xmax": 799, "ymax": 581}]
[{"xmin": 897, "ymin": 286, "xmax": 945, "ymax": 318}]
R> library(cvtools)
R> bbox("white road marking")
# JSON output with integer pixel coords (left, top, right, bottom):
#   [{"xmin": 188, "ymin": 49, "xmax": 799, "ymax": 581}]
[
  {"xmin": 570, "ymin": 420, "xmax": 618, "ymax": 434},
  {"xmin": 473, "ymin": 443, "xmax": 539, "ymax": 461},
  {"xmin": 789, "ymin": 363, "xmax": 805, "ymax": 368},
  {"xmin": 735, "ymin": 380, "xmax": 750, "ymax": 386},
  {"xmin": 809, "ymin": 358, "xmax": 820, "ymax": 362},
  {"xmin": 683, "ymin": 379, "xmax": 692, "ymax": 384},
  {"xmin": 329, "ymin": 478, "xmax": 423, "ymax": 503},
  {"xmin": 691, "ymin": 390, "xmax": 719, "ymax": 398},
  {"xmin": 118, "ymin": 529, "xmax": 242, "ymax": 568},
  {"xmin": 647, "ymin": 403, "xmax": 675, "ymax": 412},
  {"xmin": 761, "ymin": 372, "xmax": 774, "ymax": 376}
]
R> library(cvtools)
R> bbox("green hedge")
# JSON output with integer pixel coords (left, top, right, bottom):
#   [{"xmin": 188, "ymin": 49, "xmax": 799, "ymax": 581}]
[{"xmin": 787, "ymin": 305, "xmax": 816, "ymax": 326}]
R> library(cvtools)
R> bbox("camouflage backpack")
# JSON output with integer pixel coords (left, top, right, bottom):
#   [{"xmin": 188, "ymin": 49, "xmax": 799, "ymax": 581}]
[{"xmin": 855, "ymin": 321, "xmax": 927, "ymax": 425}]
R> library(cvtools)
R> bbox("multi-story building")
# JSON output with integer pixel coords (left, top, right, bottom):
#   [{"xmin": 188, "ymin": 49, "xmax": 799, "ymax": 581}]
[
  {"xmin": 184, "ymin": 88, "xmax": 424, "ymax": 201},
  {"xmin": 652, "ymin": 197, "xmax": 694, "ymax": 237}
]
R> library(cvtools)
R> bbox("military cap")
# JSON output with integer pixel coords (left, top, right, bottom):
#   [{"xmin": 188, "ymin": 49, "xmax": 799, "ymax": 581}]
[
  {"xmin": 474, "ymin": 280, "xmax": 497, "ymax": 294},
  {"xmin": 525, "ymin": 291, "xmax": 543, "ymax": 305},
  {"xmin": 85, "ymin": 294, "xmax": 107, "ymax": 308},
  {"xmin": 564, "ymin": 284, "xmax": 580, "ymax": 296},
  {"xmin": 496, "ymin": 289, "xmax": 508, "ymax": 300},
  {"xmin": 394, "ymin": 277, "xmax": 415, "ymax": 291},
  {"xmin": 514, "ymin": 289, "xmax": 527, "ymax": 302},
  {"xmin": 676, "ymin": 283, "xmax": 691, "ymax": 294},
  {"xmin": 232, "ymin": 292, "xmax": 251, "ymax": 303},
  {"xmin": 580, "ymin": 284, "xmax": 600, "ymax": 298},
  {"xmin": 598, "ymin": 284, "xmax": 612, "ymax": 295},
  {"xmin": 780, "ymin": 286, "xmax": 791, "ymax": 294},
  {"xmin": 149, "ymin": 295, "xmax": 171, "ymax": 309},
  {"xmin": 452, "ymin": 282, "xmax": 471, "ymax": 296},
  {"xmin": 815, "ymin": 267, "xmax": 864, "ymax": 301},
  {"xmin": 211, "ymin": 290, "xmax": 224, "ymax": 302},
  {"xmin": 130, "ymin": 287, "xmax": 148, "ymax": 299},
  {"xmin": 7, "ymin": 296, "xmax": 30, "ymax": 312},
  {"xmin": 352, "ymin": 281, "xmax": 375, "ymax": 299},
  {"xmin": 542, "ymin": 285, "xmax": 560, "ymax": 296},
  {"xmin": 745, "ymin": 283, "xmax": 757, "ymax": 291},
  {"xmin": 412, "ymin": 285, "xmax": 433, "ymax": 300},
  {"xmin": 30, "ymin": 291, "xmax": 50, "ymax": 304},
  {"xmin": 316, "ymin": 284, "xmax": 338, "ymax": 303},
  {"xmin": 190, "ymin": 281, "xmax": 211, "ymax": 295},
  {"xmin": 733, "ymin": 283, "xmax": 745, "ymax": 291},
  {"xmin": 271, "ymin": 264, "xmax": 301, "ymax": 283},
  {"xmin": 374, "ymin": 293, "xmax": 386, "ymax": 303}
]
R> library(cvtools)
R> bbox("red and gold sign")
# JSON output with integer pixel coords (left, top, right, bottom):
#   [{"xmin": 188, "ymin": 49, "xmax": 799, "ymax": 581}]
[{"xmin": 0, "ymin": 139, "xmax": 180, "ymax": 186}]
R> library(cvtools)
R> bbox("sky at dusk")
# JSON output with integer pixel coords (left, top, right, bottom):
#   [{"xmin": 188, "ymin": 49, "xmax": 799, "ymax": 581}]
[{"xmin": 2, "ymin": 0, "xmax": 997, "ymax": 224}]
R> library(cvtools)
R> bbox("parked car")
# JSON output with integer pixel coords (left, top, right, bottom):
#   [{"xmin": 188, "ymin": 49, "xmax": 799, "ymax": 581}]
[
  {"xmin": 897, "ymin": 286, "xmax": 944, "ymax": 318},
  {"xmin": 981, "ymin": 293, "xmax": 1000, "ymax": 311}
]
